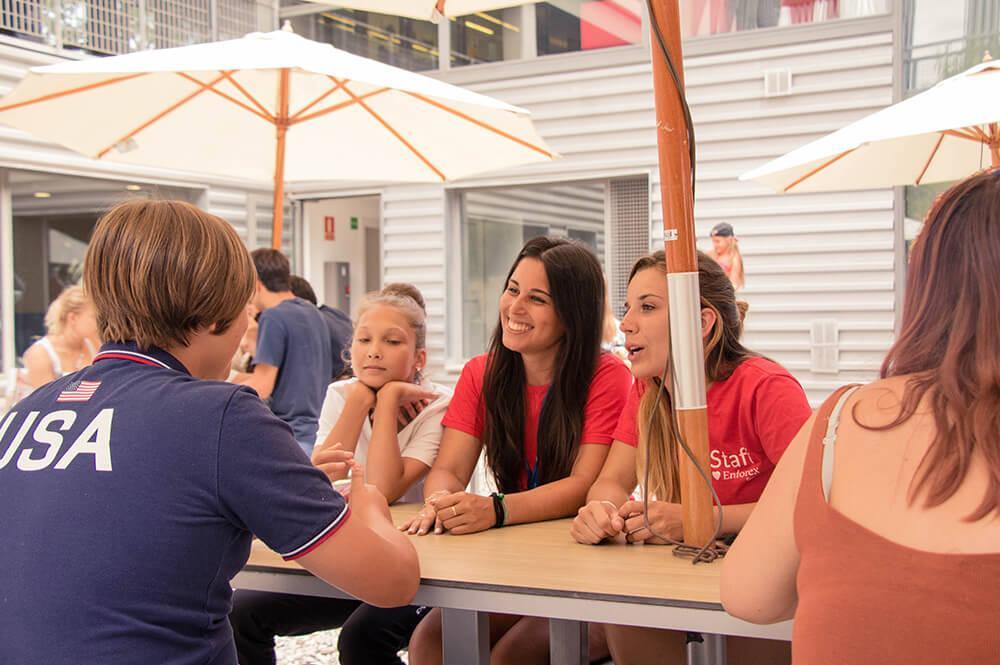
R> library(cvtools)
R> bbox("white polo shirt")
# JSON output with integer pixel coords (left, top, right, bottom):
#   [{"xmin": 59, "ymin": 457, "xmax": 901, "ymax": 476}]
[{"xmin": 316, "ymin": 378, "xmax": 453, "ymax": 504}]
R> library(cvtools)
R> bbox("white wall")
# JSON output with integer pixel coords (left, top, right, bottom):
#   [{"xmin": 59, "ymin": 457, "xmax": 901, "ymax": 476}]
[
  {"xmin": 302, "ymin": 196, "xmax": 380, "ymax": 318},
  {"xmin": 285, "ymin": 16, "xmax": 901, "ymax": 402}
]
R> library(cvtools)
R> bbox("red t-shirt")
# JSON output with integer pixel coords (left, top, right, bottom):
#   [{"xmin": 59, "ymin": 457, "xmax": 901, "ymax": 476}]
[
  {"xmin": 442, "ymin": 352, "xmax": 632, "ymax": 490},
  {"xmin": 613, "ymin": 357, "xmax": 812, "ymax": 505}
]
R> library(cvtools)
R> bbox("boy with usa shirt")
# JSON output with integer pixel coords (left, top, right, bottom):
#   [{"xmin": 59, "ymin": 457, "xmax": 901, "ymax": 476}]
[{"xmin": 0, "ymin": 200, "xmax": 418, "ymax": 665}]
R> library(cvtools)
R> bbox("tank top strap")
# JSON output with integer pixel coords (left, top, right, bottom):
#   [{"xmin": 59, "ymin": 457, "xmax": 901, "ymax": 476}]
[
  {"xmin": 796, "ymin": 384, "xmax": 861, "ymax": 522},
  {"xmin": 37, "ymin": 337, "xmax": 63, "ymax": 376},
  {"xmin": 819, "ymin": 385, "xmax": 861, "ymax": 502}
]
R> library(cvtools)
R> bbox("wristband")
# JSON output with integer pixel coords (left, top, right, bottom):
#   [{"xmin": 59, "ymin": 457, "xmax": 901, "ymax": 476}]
[{"xmin": 490, "ymin": 492, "xmax": 507, "ymax": 528}]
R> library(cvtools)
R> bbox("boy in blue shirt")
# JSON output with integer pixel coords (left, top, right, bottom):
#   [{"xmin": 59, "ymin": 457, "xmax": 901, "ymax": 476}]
[
  {"xmin": 234, "ymin": 250, "xmax": 334, "ymax": 453},
  {"xmin": 0, "ymin": 200, "xmax": 418, "ymax": 665}
]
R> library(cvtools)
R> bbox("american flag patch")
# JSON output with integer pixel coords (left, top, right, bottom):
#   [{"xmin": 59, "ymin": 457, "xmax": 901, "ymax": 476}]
[{"xmin": 57, "ymin": 380, "xmax": 101, "ymax": 403}]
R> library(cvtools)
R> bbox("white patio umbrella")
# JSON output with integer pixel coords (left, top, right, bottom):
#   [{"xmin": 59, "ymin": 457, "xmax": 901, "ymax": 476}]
[
  {"xmin": 304, "ymin": 1, "xmax": 528, "ymax": 21},
  {"xmin": 741, "ymin": 59, "xmax": 1000, "ymax": 193},
  {"xmin": 0, "ymin": 25, "xmax": 554, "ymax": 248}
]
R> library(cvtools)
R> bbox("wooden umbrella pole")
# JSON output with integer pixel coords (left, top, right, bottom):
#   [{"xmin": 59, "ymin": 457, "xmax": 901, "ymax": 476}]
[
  {"xmin": 648, "ymin": 0, "xmax": 715, "ymax": 548},
  {"xmin": 990, "ymin": 123, "xmax": 1000, "ymax": 168},
  {"xmin": 272, "ymin": 68, "xmax": 291, "ymax": 250}
]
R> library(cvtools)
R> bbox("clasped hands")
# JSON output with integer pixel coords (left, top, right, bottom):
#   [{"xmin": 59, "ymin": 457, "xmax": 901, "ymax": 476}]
[
  {"xmin": 571, "ymin": 499, "xmax": 684, "ymax": 545},
  {"xmin": 398, "ymin": 490, "xmax": 496, "ymax": 536}
]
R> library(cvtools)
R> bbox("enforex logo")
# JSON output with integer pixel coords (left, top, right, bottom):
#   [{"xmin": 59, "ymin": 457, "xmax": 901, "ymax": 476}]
[{"xmin": 709, "ymin": 447, "xmax": 761, "ymax": 482}]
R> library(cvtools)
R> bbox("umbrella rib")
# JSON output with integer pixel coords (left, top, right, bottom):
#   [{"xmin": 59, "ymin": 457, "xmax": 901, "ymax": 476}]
[
  {"xmin": 915, "ymin": 132, "xmax": 946, "ymax": 186},
  {"xmin": 942, "ymin": 128, "xmax": 984, "ymax": 142},
  {"xmin": 289, "ymin": 88, "xmax": 391, "ymax": 125},
  {"xmin": 403, "ymin": 91, "xmax": 554, "ymax": 158},
  {"xmin": 783, "ymin": 148, "xmax": 857, "ymax": 192},
  {"xmin": 336, "ymin": 80, "xmax": 445, "ymax": 181},
  {"xmin": 290, "ymin": 77, "xmax": 348, "ymax": 121},
  {"xmin": 176, "ymin": 73, "xmax": 275, "ymax": 124},
  {"xmin": 0, "ymin": 73, "xmax": 147, "ymax": 113},
  {"xmin": 219, "ymin": 71, "xmax": 274, "ymax": 120},
  {"xmin": 96, "ymin": 72, "xmax": 229, "ymax": 159}
]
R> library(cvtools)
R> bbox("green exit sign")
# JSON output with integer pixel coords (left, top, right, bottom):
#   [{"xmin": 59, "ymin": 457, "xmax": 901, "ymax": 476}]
[{"xmin": 350, "ymin": 216, "xmax": 359, "ymax": 230}]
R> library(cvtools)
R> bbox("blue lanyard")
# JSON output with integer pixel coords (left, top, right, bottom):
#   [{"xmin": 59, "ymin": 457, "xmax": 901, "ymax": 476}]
[{"xmin": 524, "ymin": 455, "xmax": 540, "ymax": 490}]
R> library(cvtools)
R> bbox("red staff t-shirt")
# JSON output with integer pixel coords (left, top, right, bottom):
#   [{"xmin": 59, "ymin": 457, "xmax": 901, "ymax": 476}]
[
  {"xmin": 442, "ymin": 352, "xmax": 632, "ymax": 490},
  {"xmin": 613, "ymin": 357, "xmax": 812, "ymax": 505}
]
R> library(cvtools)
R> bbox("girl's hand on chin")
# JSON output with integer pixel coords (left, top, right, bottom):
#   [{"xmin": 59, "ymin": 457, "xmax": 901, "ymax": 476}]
[
  {"xmin": 347, "ymin": 380, "xmax": 377, "ymax": 409},
  {"xmin": 378, "ymin": 381, "xmax": 439, "ymax": 428}
]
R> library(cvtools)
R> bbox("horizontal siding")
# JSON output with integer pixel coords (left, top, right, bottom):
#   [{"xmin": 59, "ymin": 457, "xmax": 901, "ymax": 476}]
[
  {"xmin": 432, "ymin": 29, "xmax": 896, "ymax": 402},
  {"xmin": 292, "ymin": 24, "xmax": 900, "ymax": 402},
  {"xmin": 379, "ymin": 185, "xmax": 449, "ymax": 376}
]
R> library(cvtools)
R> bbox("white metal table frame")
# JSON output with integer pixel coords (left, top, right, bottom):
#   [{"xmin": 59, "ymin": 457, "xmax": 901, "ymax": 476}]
[{"xmin": 234, "ymin": 565, "xmax": 791, "ymax": 665}]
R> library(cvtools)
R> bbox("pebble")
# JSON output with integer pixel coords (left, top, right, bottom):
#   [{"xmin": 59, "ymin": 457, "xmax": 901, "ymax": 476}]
[{"xmin": 275, "ymin": 629, "xmax": 410, "ymax": 664}]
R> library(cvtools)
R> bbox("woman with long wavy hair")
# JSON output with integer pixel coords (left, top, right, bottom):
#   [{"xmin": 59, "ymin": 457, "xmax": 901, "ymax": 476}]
[
  {"xmin": 571, "ymin": 250, "xmax": 810, "ymax": 664},
  {"xmin": 403, "ymin": 236, "xmax": 632, "ymax": 665},
  {"xmin": 723, "ymin": 172, "xmax": 1000, "ymax": 664}
]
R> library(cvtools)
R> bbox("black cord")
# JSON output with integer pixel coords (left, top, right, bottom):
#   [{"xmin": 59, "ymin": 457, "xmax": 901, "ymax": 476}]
[
  {"xmin": 646, "ymin": 0, "xmax": 696, "ymax": 200},
  {"xmin": 639, "ymin": 0, "xmax": 724, "ymax": 564}
]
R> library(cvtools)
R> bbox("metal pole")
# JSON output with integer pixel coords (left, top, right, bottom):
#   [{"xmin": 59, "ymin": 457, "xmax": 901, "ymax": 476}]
[
  {"xmin": 648, "ymin": 0, "xmax": 714, "ymax": 547},
  {"xmin": 0, "ymin": 169, "xmax": 16, "ymax": 400}
]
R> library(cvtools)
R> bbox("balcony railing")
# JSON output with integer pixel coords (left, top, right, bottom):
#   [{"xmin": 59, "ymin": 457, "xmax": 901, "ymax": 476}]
[
  {"xmin": 0, "ymin": 0, "xmax": 266, "ymax": 55},
  {"xmin": 904, "ymin": 32, "xmax": 1000, "ymax": 93}
]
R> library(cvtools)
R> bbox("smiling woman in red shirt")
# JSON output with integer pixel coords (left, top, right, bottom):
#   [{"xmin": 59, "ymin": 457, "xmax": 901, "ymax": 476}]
[
  {"xmin": 403, "ymin": 236, "xmax": 631, "ymax": 665},
  {"xmin": 570, "ymin": 250, "xmax": 811, "ymax": 665}
]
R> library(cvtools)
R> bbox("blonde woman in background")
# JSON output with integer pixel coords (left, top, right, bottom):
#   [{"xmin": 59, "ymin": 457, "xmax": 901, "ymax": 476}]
[
  {"xmin": 22, "ymin": 284, "xmax": 99, "ymax": 390},
  {"xmin": 706, "ymin": 222, "xmax": 745, "ymax": 290}
]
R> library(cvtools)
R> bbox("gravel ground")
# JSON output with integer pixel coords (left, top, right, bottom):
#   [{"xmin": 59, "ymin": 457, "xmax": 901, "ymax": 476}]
[
  {"xmin": 275, "ymin": 629, "xmax": 410, "ymax": 665},
  {"xmin": 274, "ymin": 630, "xmax": 341, "ymax": 665}
]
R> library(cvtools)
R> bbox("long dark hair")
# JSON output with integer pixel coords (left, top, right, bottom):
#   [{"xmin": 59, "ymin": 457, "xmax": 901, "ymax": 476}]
[
  {"xmin": 872, "ymin": 171, "xmax": 1000, "ymax": 520},
  {"xmin": 481, "ymin": 237, "xmax": 606, "ymax": 493},
  {"xmin": 631, "ymin": 250, "xmax": 757, "ymax": 500}
]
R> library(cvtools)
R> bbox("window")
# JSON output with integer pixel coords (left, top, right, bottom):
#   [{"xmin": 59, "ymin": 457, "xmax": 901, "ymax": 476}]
[
  {"xmin": 904, "ymin": 0, "xmax": 1000, "ymax": 93},
  {"xmin": 289, "ymin": 8, "xmax": 439, "ymax": 72},
  {"xmin": 536, "ymin": 1, "xmax": 642, "ymax": 56},
  {"xmin": 458, "ymin": 181, "xmax": 607, "ymax": 356},
  {"xmin": 451, "ymin": 8, "xmax": 523, "ymax": 67},
  {"xmin": 679, "ymin": 0, "xmax": 889, "ymax": 39}
]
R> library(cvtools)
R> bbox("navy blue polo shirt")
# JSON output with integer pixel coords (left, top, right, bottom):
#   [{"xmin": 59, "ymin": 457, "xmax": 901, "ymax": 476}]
[
  {"xmin": 319, "ymin": 304, "xmax": 353, "ymax": 380},
  {"xmin": 255, "ymin": 298, "xmax": 334, "ymax": 450},
  {"xmin": 0, "ymin": 342, "xmax": 349, "ymax": 665}
]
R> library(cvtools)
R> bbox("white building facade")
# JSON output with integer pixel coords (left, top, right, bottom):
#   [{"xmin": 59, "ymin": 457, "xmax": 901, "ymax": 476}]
[{"xmin": 0, "ymin": 0, "xmax": 992, "ymax": 404}]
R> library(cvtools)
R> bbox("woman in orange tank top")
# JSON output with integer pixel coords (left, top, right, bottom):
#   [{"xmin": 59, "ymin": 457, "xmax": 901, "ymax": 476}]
[{"xmin": 721, "ymin": 171, "xmax": 1000, "ymax": 664}]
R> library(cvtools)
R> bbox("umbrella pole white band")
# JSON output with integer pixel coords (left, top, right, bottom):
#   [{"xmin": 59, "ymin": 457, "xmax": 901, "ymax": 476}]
[{"xmin": 667, "ymin": 271, "xmax": 707, "ymax": 411}]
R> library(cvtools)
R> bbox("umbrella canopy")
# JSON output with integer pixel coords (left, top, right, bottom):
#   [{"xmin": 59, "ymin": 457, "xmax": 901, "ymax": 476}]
[
  {"xmin": 304, "ymin": 1, "xmax": 528, "ymax": 21},
  {"xmin": 741, "ymin": 59, "xmax": 1000, "ymax": 193},
  {"xmin": 0, "ymin": 26, "xmax": 554, "ymax": 246}
]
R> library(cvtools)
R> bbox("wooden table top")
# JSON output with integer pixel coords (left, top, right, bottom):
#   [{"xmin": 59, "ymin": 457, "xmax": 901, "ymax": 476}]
[{"xmin": 246, "ymin": 504, "xmax": 729, "ymax": 608}]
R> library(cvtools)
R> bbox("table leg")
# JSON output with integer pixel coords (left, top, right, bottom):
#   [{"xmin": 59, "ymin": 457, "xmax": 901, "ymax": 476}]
[
  {"xmin": 703, "ymin": 633, "xmax": 727, "ymax": 665},
  {"xmin": 442, "ymin": 608, "xmax": 489, "ymax": 665},
  {"xmin": 549, "ymin": 619, "xmax": 587, "ymax": 665}
]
